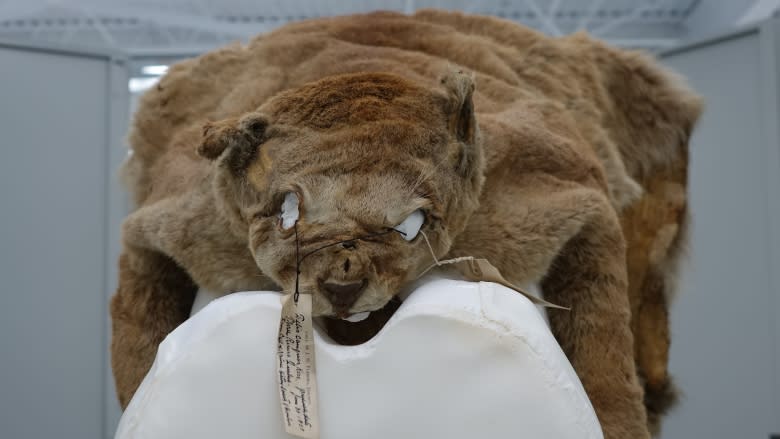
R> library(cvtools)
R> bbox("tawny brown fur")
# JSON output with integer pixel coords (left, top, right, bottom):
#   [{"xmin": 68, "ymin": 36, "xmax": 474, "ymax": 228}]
[{"xmin": 111, "ymin": 10, "xmax": 701, "ymax": 438}]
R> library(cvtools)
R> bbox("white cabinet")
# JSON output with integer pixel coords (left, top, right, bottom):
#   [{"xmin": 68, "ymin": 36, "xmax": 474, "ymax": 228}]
[
  {"xmin": 0, "ymin": 41, "xmax": 128, "ymax": 439},
  {"xmin": 661, "ymin": 20, "xmax": 780, "ymax": 439}
]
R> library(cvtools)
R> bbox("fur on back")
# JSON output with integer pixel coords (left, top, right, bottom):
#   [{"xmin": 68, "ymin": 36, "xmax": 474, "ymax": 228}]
[{"xmin": 126, "ymin": 10, "xmax": 699, "ymax": 208}]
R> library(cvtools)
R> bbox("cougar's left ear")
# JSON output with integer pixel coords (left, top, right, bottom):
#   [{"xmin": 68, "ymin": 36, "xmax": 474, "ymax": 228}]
[
  {"xmin": 198, "ymin": 112, "xmax": 269, "ymax": 175},
  {"xmin": 441, "ymin": 70, "xmax": 479, "ymax": 177}
]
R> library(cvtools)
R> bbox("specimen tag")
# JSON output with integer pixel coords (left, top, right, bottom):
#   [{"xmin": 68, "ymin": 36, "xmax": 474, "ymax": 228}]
[
  {"xmin": 415, "ymin": 232, "xmax": 567, "ymax": 310},
  {"xmin": 456, "ymin": 258, "xmax": 569, "ymax": 310},
  {"xmin": 276, "ymin": 293, "xmax": 320, "ymax": 438}
]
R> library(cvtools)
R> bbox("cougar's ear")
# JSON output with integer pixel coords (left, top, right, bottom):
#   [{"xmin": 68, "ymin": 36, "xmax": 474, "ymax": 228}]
[
  {"xmin": 198, "ymin": 112, "xmax": 269, "ymax": 174},
  {"xmin": 441, "ymin": 70, "xmax": 479, "ymax": 177}
]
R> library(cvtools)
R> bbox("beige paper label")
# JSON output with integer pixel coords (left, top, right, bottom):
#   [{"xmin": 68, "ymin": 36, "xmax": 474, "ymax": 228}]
[
  {"xmin": 277, "ymin": 293, "xmax": 320, "ymax": 438},
  {"xmin": 455, "ymin": 258, "xmax": 569, "ymax": 310}
]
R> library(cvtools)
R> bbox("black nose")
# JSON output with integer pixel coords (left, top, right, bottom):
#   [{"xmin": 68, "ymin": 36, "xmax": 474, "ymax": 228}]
[{"xmin": 321, "ymin": 279, "xmax": 366, "ymax": 310}]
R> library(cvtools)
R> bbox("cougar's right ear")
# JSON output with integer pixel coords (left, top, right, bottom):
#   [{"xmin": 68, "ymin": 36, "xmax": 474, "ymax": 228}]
[{"xmin": 198, "ymin": 112, "xmax": 269, "ymax": 174}]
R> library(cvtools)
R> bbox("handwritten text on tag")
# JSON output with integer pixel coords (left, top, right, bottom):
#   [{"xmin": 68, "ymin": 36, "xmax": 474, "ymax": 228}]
[{"xmin": 277, "ymin": 293, "xmax": 320, "ymax": 439}]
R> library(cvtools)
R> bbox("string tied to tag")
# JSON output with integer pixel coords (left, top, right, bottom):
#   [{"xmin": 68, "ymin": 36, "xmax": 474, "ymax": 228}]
[
  {"xmin": 278, "ymin": 221, "xmax": 319, "ymax": 438},
  {"xmin": 294, "ymin": 223, "xmax": 301, "ymax": 303}
]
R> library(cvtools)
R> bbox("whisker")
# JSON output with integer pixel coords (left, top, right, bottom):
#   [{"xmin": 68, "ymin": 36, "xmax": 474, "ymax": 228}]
[
  {"xmin": 299, "ymin": 229, "xmax": 396, "ymax": 263},
  {"xmin": 419, "ymin": 230, "xmax": 439, "ymax": 265},
  {"xmin": 292, "ymin": 225, "xmax": 402, "ymax": 302},
  {"xmin": 408, "ymin": 161, "xmax": 440, "ymax": 197}
]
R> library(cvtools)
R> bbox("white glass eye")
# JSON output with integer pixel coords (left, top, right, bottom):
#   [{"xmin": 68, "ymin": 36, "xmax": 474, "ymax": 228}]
[
  {"xmin": 395, "ymin": 209, "xmax": 425, "ymax": 241},
  {"xmin": 279, "ymin": 192, "xmax": 299, "ymax": 230}
]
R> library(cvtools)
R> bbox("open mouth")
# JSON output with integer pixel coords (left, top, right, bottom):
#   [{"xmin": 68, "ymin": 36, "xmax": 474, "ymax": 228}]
[
  {"xmin": 342, "ymin": 311, "xmax": 372, "ymax": 323},
  {"xmin": 321, "ymin": 297, "xmax": 403, "ymax": 345}
]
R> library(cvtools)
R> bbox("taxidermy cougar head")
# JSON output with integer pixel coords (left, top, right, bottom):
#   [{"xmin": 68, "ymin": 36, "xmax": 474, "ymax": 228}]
[{"xmin": 199, "ymin": 71, "xmax": 484, "ymax": 317}]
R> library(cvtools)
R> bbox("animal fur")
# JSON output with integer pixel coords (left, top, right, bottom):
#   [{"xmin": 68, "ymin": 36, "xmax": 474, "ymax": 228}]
[{"xmin": 111, "ymin": 10, "xmax": 701, "ymax": 439}]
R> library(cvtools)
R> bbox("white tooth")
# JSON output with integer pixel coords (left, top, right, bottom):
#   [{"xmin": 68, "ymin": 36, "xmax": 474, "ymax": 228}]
[
  {"xmin": 395, "ymin": 209, "xmax": 424, "ymax": 241},
  {"xmin": 343, "ymin": 311, "xmax": 371, "ymax": 322},
  {"xmin": 280, "ymin": 192, "xmax": 299, "ymax": 229}
]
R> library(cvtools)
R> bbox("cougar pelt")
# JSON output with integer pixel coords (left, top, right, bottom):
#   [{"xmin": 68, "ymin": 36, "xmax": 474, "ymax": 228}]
[{"xmin": 111, "ymin": 10, "xmax": 701, "ymax": 438}]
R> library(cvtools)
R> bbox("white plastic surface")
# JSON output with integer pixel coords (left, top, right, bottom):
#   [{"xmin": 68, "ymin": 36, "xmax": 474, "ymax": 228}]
[{"xmin": 115, "ymin": 278, "xmax": 603, "ymax": 439}]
